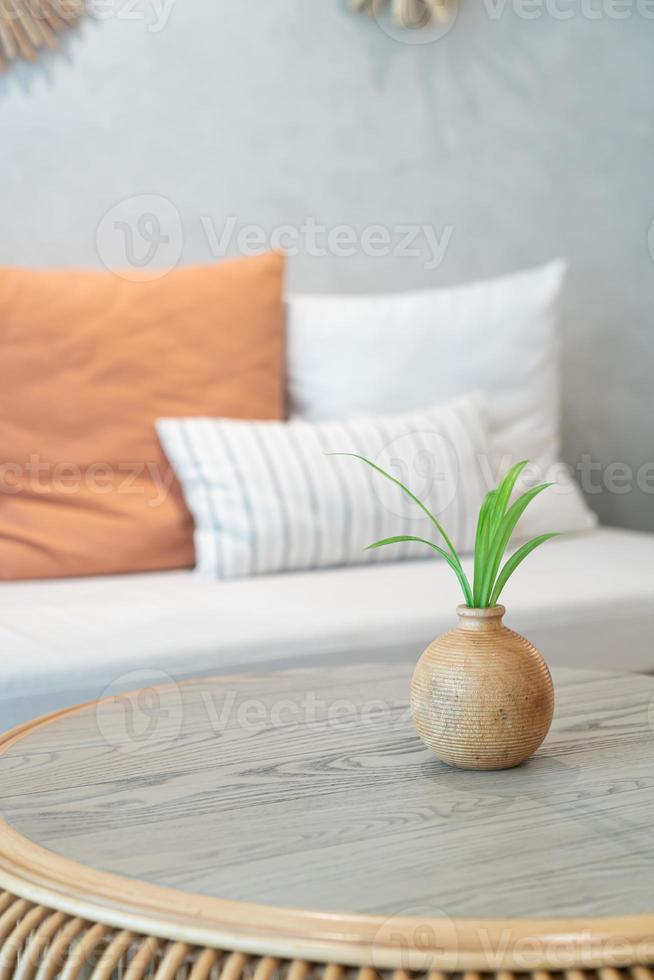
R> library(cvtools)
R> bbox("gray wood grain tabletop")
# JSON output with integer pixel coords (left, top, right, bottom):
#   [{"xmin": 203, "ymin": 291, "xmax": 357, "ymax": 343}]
[{"xmin": 0, "ymin": 665, "xmax": 652, "ymax": 920}]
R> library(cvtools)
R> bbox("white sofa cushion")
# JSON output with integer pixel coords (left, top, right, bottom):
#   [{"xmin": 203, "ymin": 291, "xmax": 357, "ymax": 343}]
[
  {"xmin": 156, "ymin": 395, "xmax": 490, "ymax": 578},
  {"xmin": 287, "ymin": 260, "xmax": 566, "ymax": 469},
  {"xmin": 0, "ymin": 528, "xmax": 652, "ymax": 730},
  {"xmin": 286, "ymin": 261, "xmax": 597, "ymax": 541}
]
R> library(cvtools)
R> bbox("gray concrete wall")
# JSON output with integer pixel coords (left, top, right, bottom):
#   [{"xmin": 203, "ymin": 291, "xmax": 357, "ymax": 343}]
[{"xmin": 1, "ymin": 0, "xmax": 653, "ymax": 530}]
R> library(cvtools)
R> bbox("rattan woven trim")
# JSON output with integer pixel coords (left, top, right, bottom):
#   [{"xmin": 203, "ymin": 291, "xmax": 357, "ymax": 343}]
[{"xmin": 0, "ymin": 888, "xmax": 652, "ymax": 980}]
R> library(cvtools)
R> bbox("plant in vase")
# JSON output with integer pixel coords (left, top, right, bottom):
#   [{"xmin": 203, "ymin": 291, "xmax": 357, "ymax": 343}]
[{"xmin": 339, "ymin": 456, "xmax": 558, "ymax": 771}]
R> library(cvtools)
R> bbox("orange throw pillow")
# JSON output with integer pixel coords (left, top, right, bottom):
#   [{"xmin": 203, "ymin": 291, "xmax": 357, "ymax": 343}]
[{"xmin": 0, "ymin": 252, "xmax": 285, "ymax": 580}]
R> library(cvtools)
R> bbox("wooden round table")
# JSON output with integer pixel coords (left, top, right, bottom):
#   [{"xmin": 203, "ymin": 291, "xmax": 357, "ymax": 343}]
[{"xmin": 0, "ymin": 664, "xmax": 653, "ymax": 980}]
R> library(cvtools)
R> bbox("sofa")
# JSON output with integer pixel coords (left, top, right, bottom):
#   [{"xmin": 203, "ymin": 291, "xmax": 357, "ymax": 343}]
[
  {"xmin": 1, "ymin": 257, "xmax": 651, "ymax": 731},
  {"xmin": 1, "ymin": 525, "xmax": 653, "ymax": 732}
]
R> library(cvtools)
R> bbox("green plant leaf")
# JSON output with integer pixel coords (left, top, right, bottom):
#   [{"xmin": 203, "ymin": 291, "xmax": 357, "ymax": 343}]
[
  {"xmin": 479, "ymin": 482, "xmax": 554, "ymax": 606},
  {"xmin": 490, "ymin": 533, "xmax": 560, "ymax": 606},
  {"xmin": 472, "ymin": 490, "xmax": 495, "ymax": 608},
  {"xmin": 474, "ymin": 461, "xmax": 529, "ymax": 606},
  {"xmin": 328, "ymin": 452, "xmax": 557, "ymax": 611},
  {"xmin": 329, "ymin": 453, "xmax": 472, "ymax": 596},
  {"xmin": 366, "ymin": 535, "xmax": 474, "ymax": 606},
  {"xmin": 488, "ymin": 460, "xmax": 530, "ymax": 535}
]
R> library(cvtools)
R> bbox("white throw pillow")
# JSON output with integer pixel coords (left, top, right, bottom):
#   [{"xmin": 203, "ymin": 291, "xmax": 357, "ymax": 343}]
[
  {"xmin": 157, "ymin": 395, "xmax": 491, "ymax": 579},
  {"xmin": 286, "ymin": 260, "xmax": 596, "ymax": 536},
  {"xmin": 288, "ymin": 261, "xmax": 565, "ymax": 463}
]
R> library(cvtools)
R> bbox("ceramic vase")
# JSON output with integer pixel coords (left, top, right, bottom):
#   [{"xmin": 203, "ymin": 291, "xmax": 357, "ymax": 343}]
[{"xmin": 410, "ymin": 605, "xmax": 554, "ymax": 770}]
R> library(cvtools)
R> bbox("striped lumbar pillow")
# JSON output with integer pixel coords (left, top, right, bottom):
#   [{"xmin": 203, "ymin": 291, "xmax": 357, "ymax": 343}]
[{"xmin": 156, "ymin": 394, "xmax": 490, "ymax": 579}]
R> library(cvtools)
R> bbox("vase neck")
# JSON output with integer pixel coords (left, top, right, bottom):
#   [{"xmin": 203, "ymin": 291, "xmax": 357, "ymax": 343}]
[{"xmin": 456, "ymin": 604, "xmax": 506, "ymax": 631}]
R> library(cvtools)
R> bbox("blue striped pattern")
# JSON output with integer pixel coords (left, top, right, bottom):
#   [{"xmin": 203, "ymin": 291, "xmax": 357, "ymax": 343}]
[{"xmin": 157, "ymin": 395, "xmax": 490, "ymax": 579}]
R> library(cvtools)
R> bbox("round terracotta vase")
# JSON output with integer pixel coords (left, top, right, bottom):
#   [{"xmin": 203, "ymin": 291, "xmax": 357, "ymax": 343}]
[{"xmin": 410, "ymin": 605, "xmax": 554, "ymax": 770}]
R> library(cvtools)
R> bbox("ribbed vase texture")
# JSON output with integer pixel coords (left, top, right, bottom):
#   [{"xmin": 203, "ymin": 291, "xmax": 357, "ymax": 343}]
[{"xmin": 410, "ymin": 605, "xmax": 555, "ymax": 770}]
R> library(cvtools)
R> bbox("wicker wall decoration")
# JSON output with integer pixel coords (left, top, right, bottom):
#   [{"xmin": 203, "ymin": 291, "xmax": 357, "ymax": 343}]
[
  {"xmin": 0, "ymin": 0, "xmax": 84, "ymax": 70},
  {"xmin": 351, "ymin": 0, "xmax": 453, "ymax": 26}
]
